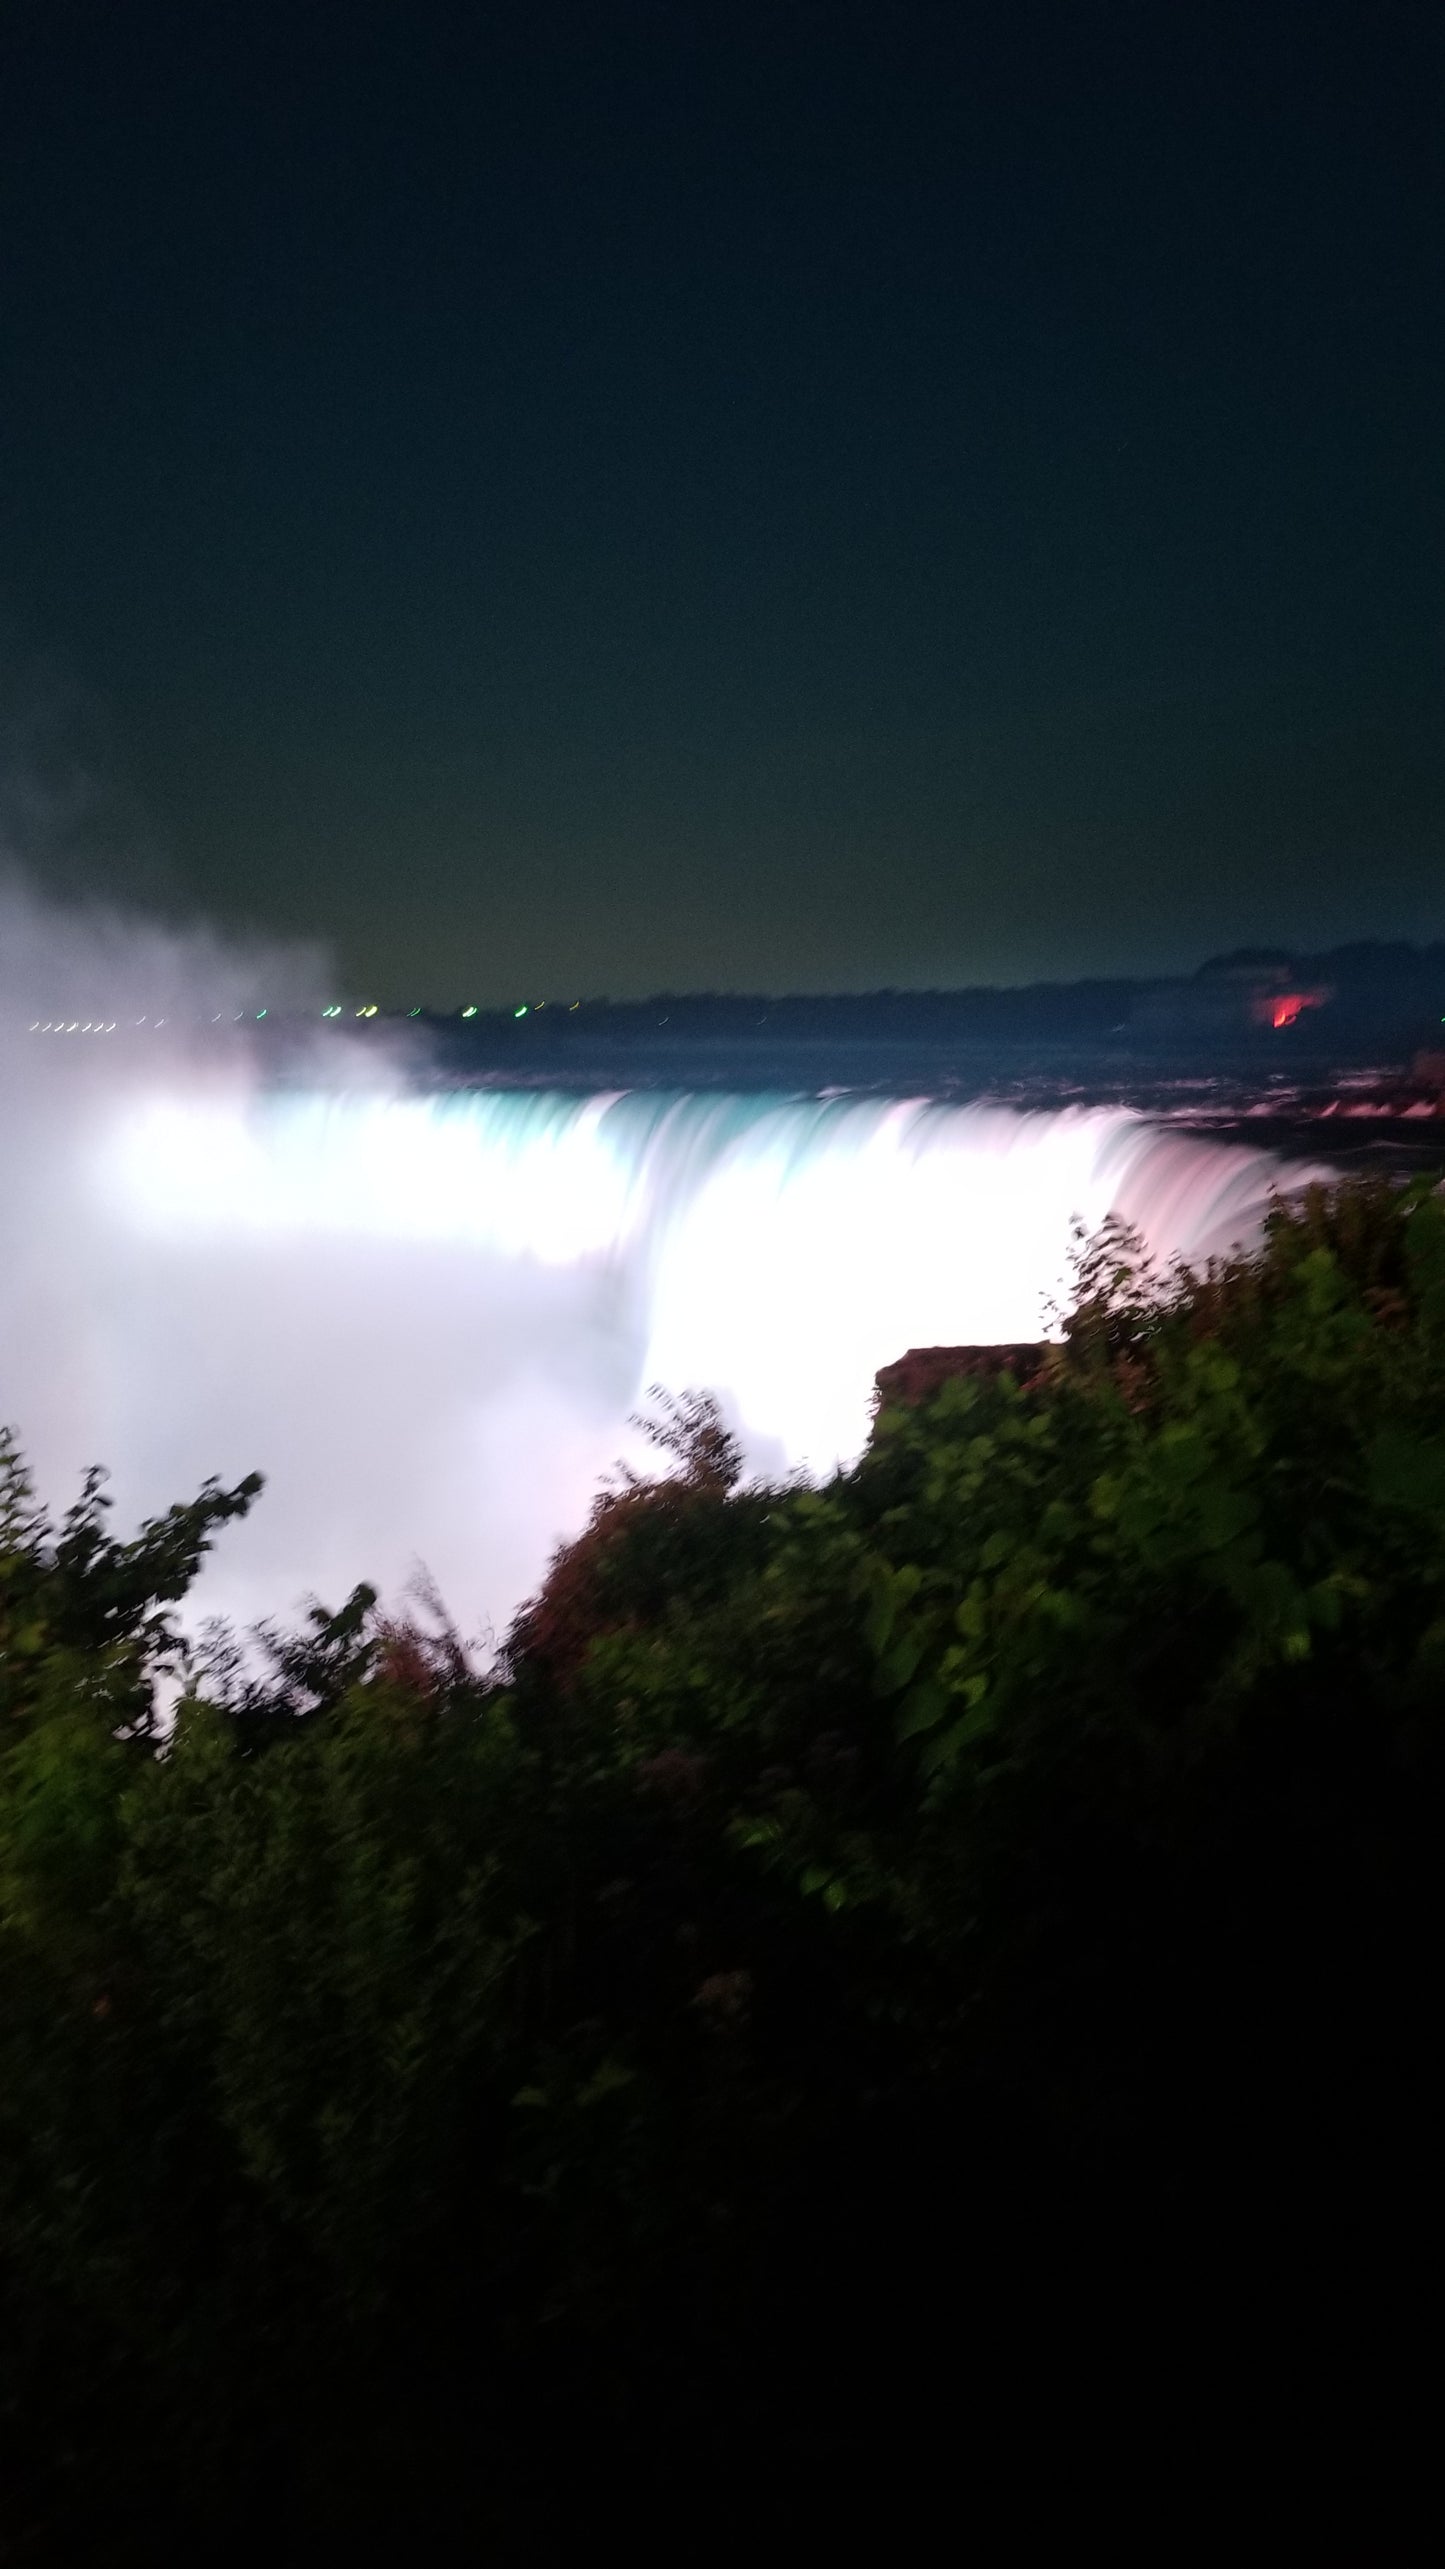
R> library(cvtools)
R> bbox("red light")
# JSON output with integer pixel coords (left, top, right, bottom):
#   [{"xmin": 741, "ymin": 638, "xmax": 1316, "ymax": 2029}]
[{"xmin": 1251, "ymin": 987, "xmax": 1328, "ymax": 1030}]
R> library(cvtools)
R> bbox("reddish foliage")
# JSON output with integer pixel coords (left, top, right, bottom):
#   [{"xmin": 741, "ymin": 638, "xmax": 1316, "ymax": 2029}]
[
  {"xmin": 506, "ymin": 1481, "xmax": 673, "ymax": 1686},
  {"xmin": 873, "ymin": 1343, "xmax": 1051, "ymax": 1412}
]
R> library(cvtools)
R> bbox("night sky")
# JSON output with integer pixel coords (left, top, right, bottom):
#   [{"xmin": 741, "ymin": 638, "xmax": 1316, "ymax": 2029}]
[{"xmin": 1, "ymin": 0, "xmax": 1441, "ymax": 1002}]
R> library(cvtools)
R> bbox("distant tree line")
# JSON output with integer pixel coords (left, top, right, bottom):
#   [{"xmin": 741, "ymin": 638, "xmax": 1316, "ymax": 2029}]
[{"xmin": 393, "ymin": 940, "xmax": 1445, "ymax": 1066}]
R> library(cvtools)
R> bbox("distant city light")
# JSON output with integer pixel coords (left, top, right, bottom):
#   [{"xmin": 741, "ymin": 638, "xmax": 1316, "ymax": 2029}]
[
  {"xmin": 514, "ymin": 1006, "xmax": 528, "ymax": 1018},
  {"xmin": 462, "ymin": 1006, "xmax": 478, "ymax": 1018},
  {"xmin": 322, "ymin": 1005, "xmax": 343, "ymax": 1018},
  {"xmin": 256, "ymin": 1009, "xmax": 267, "ymax": 1020},
  {"xmin": 28, "ymin": 1017, "xmax": 129, "ymax": 1030},
  {"xmin": 409, "ymin": 1007, "xmax": 421, "ymax": 1016}
]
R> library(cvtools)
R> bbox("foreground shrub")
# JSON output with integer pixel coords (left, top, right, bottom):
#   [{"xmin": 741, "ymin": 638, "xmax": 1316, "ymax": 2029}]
[{"xmin": 2, "ymin": 1179, "xmax": 1443, "ymax": 2551}]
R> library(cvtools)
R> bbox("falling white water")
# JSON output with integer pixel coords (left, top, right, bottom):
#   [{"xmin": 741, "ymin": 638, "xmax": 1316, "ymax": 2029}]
[{"xmin": 0, "ymin": 1069, "xmax": 1326, "ymax": 1640}]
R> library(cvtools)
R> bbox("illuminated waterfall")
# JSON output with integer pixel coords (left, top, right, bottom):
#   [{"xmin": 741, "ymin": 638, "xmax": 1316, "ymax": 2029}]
[{"xmin": 5, "ymin": 1082, "xmax": 1323, "ymax": 1636}]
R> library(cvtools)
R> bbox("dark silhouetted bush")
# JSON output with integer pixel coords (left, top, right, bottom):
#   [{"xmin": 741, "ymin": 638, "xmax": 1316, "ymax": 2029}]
[{"xmin": 3, "ymin": 1184, "xmax": 1443, "ymax": 2555}]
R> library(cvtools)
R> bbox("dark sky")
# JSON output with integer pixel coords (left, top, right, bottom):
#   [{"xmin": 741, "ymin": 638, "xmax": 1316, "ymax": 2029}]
[{"xmin": 1, "ymin": 0, "xmax": 1441, "ymax": 1001}]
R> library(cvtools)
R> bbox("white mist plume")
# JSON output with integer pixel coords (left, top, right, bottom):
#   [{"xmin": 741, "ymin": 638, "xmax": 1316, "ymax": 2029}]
[
  {"xmin": 1, "ymin": 873, "xmax": 1327, "ymax": 1643},
  {"xmin": 0, "ymin": 869, "xmax": 327, "ymax": 1030}
]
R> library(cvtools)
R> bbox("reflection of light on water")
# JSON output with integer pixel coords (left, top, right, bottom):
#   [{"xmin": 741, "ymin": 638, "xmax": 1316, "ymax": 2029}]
[{"xmin": 104, "ymin": 1086, "xmax": 1321, "ymax": 1480}]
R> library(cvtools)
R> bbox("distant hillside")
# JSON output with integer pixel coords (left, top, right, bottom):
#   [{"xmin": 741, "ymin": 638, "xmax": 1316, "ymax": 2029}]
[{"xmin": 393, "ymin": 940, "xmax": 1445, "ymax": 1077}]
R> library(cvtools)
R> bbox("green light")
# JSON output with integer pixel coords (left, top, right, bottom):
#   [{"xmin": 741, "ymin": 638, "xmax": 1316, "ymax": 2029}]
[
  {"xmin": 409, "ymin": 1006, "xmax": 421, "ymax": 1016},
  {"xmin": 514, "ymin": 1005, "xmax": 528, "ymax": 1018},
  {"xmin": 256, "ymin": 1009, "xmax": 267, "ymax": 1020},
  {"xmin": 462, "ymin": 1005, "xmax": 478, "ymax": 1019}
]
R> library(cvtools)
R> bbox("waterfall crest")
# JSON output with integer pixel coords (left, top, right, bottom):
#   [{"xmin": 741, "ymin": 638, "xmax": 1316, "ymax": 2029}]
[{"xmin": 5, "ymin": 1079, "xmax": 1326, "ymax": 1633}]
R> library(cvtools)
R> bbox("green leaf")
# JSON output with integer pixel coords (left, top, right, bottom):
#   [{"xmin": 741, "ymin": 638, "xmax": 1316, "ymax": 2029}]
[
  {"xmin": 920, "ymin": 1696, "xmax": 998, "ymax": 1772},
  {"xmin": 579, "ymin": 2059, "xmax": 635, "ymax": 2108},
  {"xmin": 1405, "ymin": 1197, "xmax": 1445, "ymax": 1333},
  {"xmin": 1193, "ymin": 1486, "xmax": 1259, "ymax": 1552},
  {"xmin": 1232, "ymin": 1557, "xmax": 1307, "ymax": 1636},
  {"xmin": 875, "ymin": 1631, "xmax": 926, "ymax": 1695},
  {"xmin": 1156, "ymin": 1426, "xmax": 1210, "ymax": 1485},
  {"xmin": 1367, "ymin": 1429, "xmax": 1445, "ymax": 1514},
  {"xmin": 1305, "ymin": 1577, "xmax": 1345, "ymax": 1633},
  {"xmin": 896, "ymin": 1679, "xmax": 948, "ymax": 1741},
  {"xmin": 863, "ymin": 1593, "xmax": 895, "ymax": 1654},
  {"xmin": 954, "ymin": 1587, "xmax": 987, "ymax": 1640}
]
